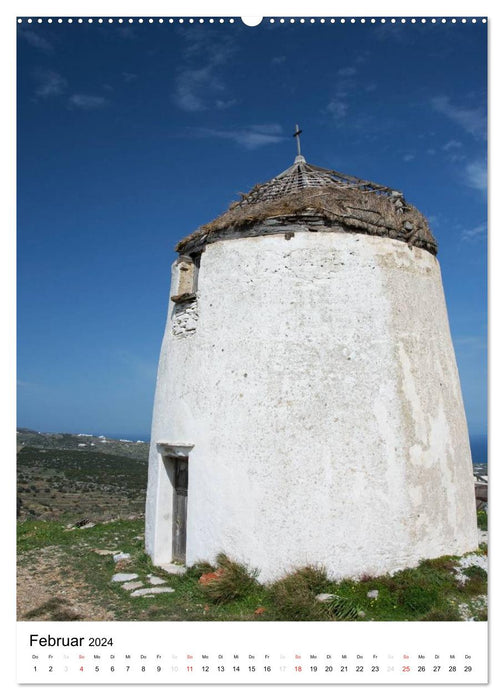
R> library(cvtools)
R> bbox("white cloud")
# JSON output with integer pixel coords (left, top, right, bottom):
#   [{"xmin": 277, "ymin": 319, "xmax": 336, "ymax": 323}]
[
  {"xmin": 337, "ymin": 66, "xmax": 357, "ymax": 77},
  {"xmin": 355, "ymin": 50, "xmax": 371, "ymax": 64},
  {"xmin": 403, "ymin": 153, "xmax": 415, "ymax": 162},
  {"xmin": 325, "ymin": 64, "xmax": 361, "ymax": 122},
  {"xmin": 68, "ymin": 94, "xmax": 107, "ymax": 109},
  {"xmin": 174, "ymin": 65, "xmax": 230, "ymax": 112},
  {"xmin": 453, "ymin": 335, "xmax": 487, "ymax": 349},
  {"xmin": 174, "ymin": 68, "xmax": 210, "ymax": 111},
  {"xmin": 464, "ymin": 161, "xmax": 487, "ymax": 191},
  {"xmin": 34, "ymin": 69, "xmax": 67, "ymax": 97},
  {"xmin": 448, "ymin": 153, "xmax": 467, "ymax": 163},
  {"xmin": 194, "ymin": 124, "xmax": 285, "ymax": 150},
  {"xmin": 20, "ymin": 30, "xmax": 53, "ymax": 52},
  {"xmin": 442, "ymin": 140, "xmax": 463, "ymax": 151},
  {"xmin": 326, "ymin": 98, "xmax": 348, "ymax": 119},
  {"xmin": 250, "ymin": 124, "xmax": 283, "ymax": 135},
  {"xmin": 374, "ymin": 23, "xmax": 412, "ymax": 44},
  {"xmin": 215, "ymin": 99, "xmax": 238, "ymax": 110},
  {"xmin": 431, "ymin": 96, "xmax": 486, "ymax": 139},
  {"xmin": 461, "ymin": 223, "xmax": 487, "ymax": 241},
  {"xmin": 173, "ymin": 33, "xmax": 236, "ymax": 112},
  {"xmin": 17, "ymin": 379, "xmax": 42, "ymax": 389}
]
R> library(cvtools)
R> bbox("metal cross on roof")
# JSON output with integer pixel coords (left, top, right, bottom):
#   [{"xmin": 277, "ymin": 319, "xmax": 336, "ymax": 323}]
[{"xmin": 293, "ymin": 124, "xmax": 303, "ymax": 157}]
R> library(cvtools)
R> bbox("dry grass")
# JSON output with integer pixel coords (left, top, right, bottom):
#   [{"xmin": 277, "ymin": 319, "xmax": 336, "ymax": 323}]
[
  {"xmin": 198, "ymin": 553, "xmax": 260, "ymax": 604},
  {"xmin": 177, "ymin": 186, "xmax": 436, "ymax": 255},
  {"xmin": 268, "ymin": 565, "xmax": 330, "ymax": 621}
]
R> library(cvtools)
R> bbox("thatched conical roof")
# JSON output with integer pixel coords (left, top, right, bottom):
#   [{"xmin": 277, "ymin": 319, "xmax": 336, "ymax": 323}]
[{"xmin": 176, "ymin": 156, "xmax": 437, "ymax": 256}]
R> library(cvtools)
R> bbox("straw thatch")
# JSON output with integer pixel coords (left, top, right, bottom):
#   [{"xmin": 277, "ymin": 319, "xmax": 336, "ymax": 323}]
[{"xmin": 176, "ymin": 161, "xmax": 437, "ymax": 256}]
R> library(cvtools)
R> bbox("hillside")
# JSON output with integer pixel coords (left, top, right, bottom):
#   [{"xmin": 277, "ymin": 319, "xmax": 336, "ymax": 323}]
[
  {"xmin": 17, "ymin": 428, "xmax": 148, "ymax": 522},
  {"xmin": 17, "ymin": 427, "xmax": 149, "ymax": 459}
]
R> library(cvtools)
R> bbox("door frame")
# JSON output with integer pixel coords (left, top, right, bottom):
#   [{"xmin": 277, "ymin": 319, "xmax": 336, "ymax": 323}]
[
  {"xmin": 156, "ymin": 442, "xmax": 194, "ymax": 564},
  {"xmin": 172, "ymin": 457, "xmax": 188, "ymax": 563}
]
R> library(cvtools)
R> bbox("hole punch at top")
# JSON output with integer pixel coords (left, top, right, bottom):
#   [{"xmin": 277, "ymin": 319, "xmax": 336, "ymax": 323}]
[{"xmin": 241, "ymin": 16, "xmax": 263, "ymax": 26}]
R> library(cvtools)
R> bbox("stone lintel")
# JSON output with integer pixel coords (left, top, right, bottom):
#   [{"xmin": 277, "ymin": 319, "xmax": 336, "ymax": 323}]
[{"xmin": 156, "ymin": 442, "xmax": 194, "ymax": 458}]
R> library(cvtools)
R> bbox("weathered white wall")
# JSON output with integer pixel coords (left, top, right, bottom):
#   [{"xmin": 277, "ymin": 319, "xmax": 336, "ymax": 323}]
[{"xmin": 145, "ymin": 229, "xmax": 478, "ymax": 583}]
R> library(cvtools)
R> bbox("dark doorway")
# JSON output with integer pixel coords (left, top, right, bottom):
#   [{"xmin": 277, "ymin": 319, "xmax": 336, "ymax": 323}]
[{"xmin": 172, "ymin": 458, "xmax": 188, "ymax": 563}]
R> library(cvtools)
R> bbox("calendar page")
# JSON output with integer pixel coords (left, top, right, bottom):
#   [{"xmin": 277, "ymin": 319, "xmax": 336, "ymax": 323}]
[{"xmin": 15, "ymin": 0, "xmax": 489, "ymax": 688}]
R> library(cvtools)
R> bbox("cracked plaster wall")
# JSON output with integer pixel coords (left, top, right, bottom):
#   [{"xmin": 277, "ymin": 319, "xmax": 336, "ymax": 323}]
[{"xmin": 145, "ymin": 229, "xmax": 477, "ymax": 582}]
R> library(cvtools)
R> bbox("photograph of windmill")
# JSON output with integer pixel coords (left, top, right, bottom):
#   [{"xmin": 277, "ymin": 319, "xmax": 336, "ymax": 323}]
[{"xmin": 17, "ymin": 16, "xmax": 487, "ymax": 622}]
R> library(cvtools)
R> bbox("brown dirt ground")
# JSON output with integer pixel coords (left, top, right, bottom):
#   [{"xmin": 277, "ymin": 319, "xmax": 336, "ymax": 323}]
[{"xmin": 17, "ymin": 545, "xmax": 114, "ymax": 621}]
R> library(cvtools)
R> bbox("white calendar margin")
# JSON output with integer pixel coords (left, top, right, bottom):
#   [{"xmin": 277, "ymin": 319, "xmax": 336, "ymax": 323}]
[
  {"xmin": 16, "ymin": 620, "xmax": 488, "ymax": 684},
  {"xmin": 6, "ymin": 0, "xmax": 500, "ymax": 696}
]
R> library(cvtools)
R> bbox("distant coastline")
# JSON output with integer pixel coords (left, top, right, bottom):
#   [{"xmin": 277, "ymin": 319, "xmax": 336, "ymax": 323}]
[
  {"xmin": 113, "ymin": 433, "xmax": 489, "ymax": 463},
  {"xmin": 17, "ymin": 427, "xmax": 488, "ymax": 465}
]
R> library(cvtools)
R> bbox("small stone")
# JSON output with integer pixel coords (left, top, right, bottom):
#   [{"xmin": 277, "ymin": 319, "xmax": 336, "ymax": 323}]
[
  {"xmin": 93, "ymin": 549, "xmax": 120, "ymax": 556},
  {"xmin": 367, "ymin": 589, "xmax": 379, "ymax": 599},
  {"xmin": 112, "ymin": 573, "xmax": 138, "ymax": 583},
  {"xmin": 80, "ymin": 521, "xmax": 95, "ymax": 529},
  {"xmin": 358, "ymin": 611, "xmax": 366, "ymax": 618},
  {"xmin": 113, "ymin": 552, "xmax": 131, "ymax": 563},
  {"xmin": 316, "ymin": 593, "xmax": 336, "ymax": 602},
  {"xmin": 130, "ymin": 587, "xmax": 175, "ymax": 597},
  {"xmin": 122, "ymin": 581, "xmax": 144, "ymax": 591},
  {"xmin": 147, "ymin": 575, "xmax": 166, "ymax": 585},
  {"xmin": 74, "ymin": 518, "xmax": 90, "ymax": 528},
  {"xmin": 159, "ymin": 563, "xmax": 187, "ymax": 576}
]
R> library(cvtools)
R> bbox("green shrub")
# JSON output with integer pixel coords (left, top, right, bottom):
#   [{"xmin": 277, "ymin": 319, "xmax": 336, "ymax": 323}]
[
  {"xmin": 187, "ymin": 560, "xmax": 215, "ymax": 579},
  {"xmin": 200, "ymin": 553, "xmax": 259, "ymax": 604},
  {"xmin": 268, "ymin": 566, "xmax": 329, "ymax": 621},
  {"xmin": 477, "ymin": 510, "xmax": 488, "ymax": 531},
  {"xmin": 324, "ymin": 596, "xmax": 361, "ymax": 621},
  {"xmin": 420, "ymin": 607, "xmax": 461, "ymax": 621},
  {"xmin": 284, "ymin": 565, "xmax": 329, "ymax": 593},
  {"xmin": 462, "ymin": 565, "xmax": 487, "ymax": 580},
  {"xmin": 423, "ymin": 556, "xmax": 457, "ymax": 572},
  {"xmin": 268, "ymin": 576, "xmax": 321, "ymax": 621},
  {"xmin": 459, "ymin": 565, "xmax": 487, "ymax": 596},
  {"xmin": 399, "ymin": 584, "xmax": 438, "ymax": 614}
]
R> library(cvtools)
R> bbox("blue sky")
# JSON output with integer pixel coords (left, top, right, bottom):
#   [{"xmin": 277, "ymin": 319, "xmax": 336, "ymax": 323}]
[{"xmin": 17, "ymin": 18, "xmax": 487, "ymax": 447}]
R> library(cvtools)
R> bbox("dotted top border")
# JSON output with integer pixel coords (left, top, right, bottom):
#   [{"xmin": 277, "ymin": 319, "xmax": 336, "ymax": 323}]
[{"xmin": 17, "ymin": 17, "xmax": 488, "ymax": 25}]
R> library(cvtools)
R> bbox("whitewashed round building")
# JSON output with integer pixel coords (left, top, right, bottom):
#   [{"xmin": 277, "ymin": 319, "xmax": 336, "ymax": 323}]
[{"xmin": 145, "ymin": 152, "xmax": 478, "ymax": 583}]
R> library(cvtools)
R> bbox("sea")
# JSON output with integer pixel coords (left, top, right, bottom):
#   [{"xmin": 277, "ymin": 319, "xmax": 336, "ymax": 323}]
[{"xmin": 469, "ymin": 434, "xmax": 488, "ymax": 465}]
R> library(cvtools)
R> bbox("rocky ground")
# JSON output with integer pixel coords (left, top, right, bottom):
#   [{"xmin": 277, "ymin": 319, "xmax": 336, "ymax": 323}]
[{"xmin": 17, "ymin": 544, "xmax": 114, "ymax": 621}]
